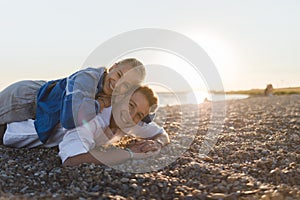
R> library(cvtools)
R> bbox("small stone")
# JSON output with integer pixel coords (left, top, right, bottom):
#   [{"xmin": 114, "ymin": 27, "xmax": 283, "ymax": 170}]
[
  {"xmin": 198, "ymin": 154, "xmax": 214, "ymax": 162},
  {"xmin": 207, "ymin": 193, "xmax": 228, "ymax": 199},
  {"xmin": 259, "ymin": 184, "xmax": 271, "ymax": 190},
  {"xmin": 130, "ymin": 183, "xmax": 138, "ymax": 189},
  {"xmin": 120, "ymin": 178, "xmax": 129, "ymax": 183},
  {"xmin": 20, "ymin": 186, "xmax": 29, "ymax": 193},
  {"xmin": 157, "ymin": 182, "xmax": 164, "ymax": 188},
  {"xmin": 7, "ymin": 160, "xmax": 16, "ymax": 165},
  {"xmin": 232, "ymin": 163, "xmax": 240, "ymax": 168},
  {"xmin": 141, "ymin": 189, "xmax": 147, "ymax": 195},
  {"xmin": 261, "ymin": 194, "xmax": 271, "ymax": 200},
  {"xmin": 290, "ymin": 134, "xmax": 299, "ymax": 141},
  {"xmin": 271, "ymin": 191, "xmax": 284, "ymax": 200},
  {"xmin": 129, "ymin": 178, "xmax": 137, "ymax": 183}
]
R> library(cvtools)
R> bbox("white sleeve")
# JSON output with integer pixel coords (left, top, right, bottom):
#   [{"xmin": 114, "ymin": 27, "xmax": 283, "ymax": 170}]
[
  {"xmin": 126, "ymin": 121, "xmax": 164, "ymax": 139},
  {"xmin": 58, "ymin": 115, "xmax": 108, "ymax": 163}
]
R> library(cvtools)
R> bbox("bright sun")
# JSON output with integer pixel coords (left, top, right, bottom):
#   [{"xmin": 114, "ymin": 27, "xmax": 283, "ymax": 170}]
[
  {"xmin": 187, "ymin": 31, "xmax": 239, "ymax": 91},
  {"xmin": 116, "ymin": 32, "xmax": 238, "ymax": 93}
]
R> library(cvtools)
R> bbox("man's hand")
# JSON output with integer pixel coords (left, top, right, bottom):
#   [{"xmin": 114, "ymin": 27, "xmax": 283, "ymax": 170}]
[
  {"xmin": 131, "ymin": 148, "xmax": 160, "ymax": 160},
  {"xmin": 128, "ymin": 139, "xmax": 162, "ymax": 153}
]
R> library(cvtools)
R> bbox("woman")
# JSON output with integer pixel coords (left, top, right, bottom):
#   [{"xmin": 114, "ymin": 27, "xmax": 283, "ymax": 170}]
[
  {"xmin": 2, "ymin": 86, "xmax": 170, "ymax": 166},
  {"xmin": 0, "ymin": 58, "xmax": 145, "ymax": 144}
]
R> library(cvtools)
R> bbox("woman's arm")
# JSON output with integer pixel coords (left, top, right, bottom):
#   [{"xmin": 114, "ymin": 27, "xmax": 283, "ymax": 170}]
[{"xmin": 61, "ymin": 67, "xmax": 106, "ymax": 129}]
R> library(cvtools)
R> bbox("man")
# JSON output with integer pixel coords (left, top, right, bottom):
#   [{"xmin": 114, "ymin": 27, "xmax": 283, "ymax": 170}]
[{"xmin": 2, "ymin": 86, "xmax": 170, "ymax": 166}]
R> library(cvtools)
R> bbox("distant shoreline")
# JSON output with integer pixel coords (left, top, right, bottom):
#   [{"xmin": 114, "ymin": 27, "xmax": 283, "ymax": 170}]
[{"xmin": 215, "ymin": 86, "xmax": 300, "ymax": 96}]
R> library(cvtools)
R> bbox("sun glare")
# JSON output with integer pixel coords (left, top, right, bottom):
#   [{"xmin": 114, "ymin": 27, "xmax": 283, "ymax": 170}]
[
  {"xmin": 119, "ymin": 49, "xmax": 208, "ymax": 93},
  {"xmin": 186, "ymin": 32, "xmax": 239, "ymax": 91}
]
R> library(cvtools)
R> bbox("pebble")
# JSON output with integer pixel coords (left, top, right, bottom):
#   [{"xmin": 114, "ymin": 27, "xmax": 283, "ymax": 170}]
[
  {"xmin": 232, "ymin": 163, "xmax": 241, "ymax": 168},
  {"xmin": 120, "ymin": 177, "xmax": 129, "ymax": 183}
]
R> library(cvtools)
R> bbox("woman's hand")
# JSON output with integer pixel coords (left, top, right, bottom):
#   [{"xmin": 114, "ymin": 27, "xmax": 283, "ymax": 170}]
[{"xmin": 96, "ymin": 93, "xmax": 111, "ymax": 112}]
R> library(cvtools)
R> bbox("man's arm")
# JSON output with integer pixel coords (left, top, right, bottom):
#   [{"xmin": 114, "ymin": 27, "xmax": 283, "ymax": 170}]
[
  {"xmin": 63, "ymin": 147, "xmax": 159, "ymax": 167},
  {"xmin": 63, "ymin": 152, "xmax": 101, "ymax": 166},
  {"xmin": 63, "ymin": 149, "xmax": 129, "ymax": 167},
  {"xmin": 138, "ymin": 130, "xmax": 170, "ymax": 153},
  {"xmin": 150, "ymin": 130, "xmax": 170, "ymax": 147}
]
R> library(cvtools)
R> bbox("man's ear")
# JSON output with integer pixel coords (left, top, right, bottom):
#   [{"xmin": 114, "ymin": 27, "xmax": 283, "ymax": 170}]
[
  {"xmin": 141, "ymin": 113, "xmax": 156, "ymax": 124},
  {"xmin": 111, "ymin": 93, "xmax": 127, "ymax": 104},
  {"xmin": 150, "ymin": 104, "xmax": 158, "ymax": 113}
]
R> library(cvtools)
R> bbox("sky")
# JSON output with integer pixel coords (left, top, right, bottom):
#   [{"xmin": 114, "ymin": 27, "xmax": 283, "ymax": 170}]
[{"xmin": 0, "ymin": 0, "xmax": 299, "ymax": 92}]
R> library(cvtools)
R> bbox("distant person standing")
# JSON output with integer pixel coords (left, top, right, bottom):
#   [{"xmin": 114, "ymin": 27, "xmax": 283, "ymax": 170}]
[{"xmin": 264, "ymin": 84, "xmax": 274, "ymax": 96}]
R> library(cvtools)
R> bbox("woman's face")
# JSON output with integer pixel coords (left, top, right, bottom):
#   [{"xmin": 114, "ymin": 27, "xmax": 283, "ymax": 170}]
[
  {"xmin": 112, "ymin": 90, "xmax": 150, "ymax": 129},
  {"xmin": 103, "ymin": 63, "xmax": 141, "ymax": 96}
]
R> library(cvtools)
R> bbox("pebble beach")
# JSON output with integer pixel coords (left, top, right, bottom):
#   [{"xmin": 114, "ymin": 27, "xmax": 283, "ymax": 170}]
[{"xmin": 0, "ymin": 95, "xmax": 299, "ymax": 199}]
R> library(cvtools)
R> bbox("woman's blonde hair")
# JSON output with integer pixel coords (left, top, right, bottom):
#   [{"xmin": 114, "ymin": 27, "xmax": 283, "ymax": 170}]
[{"xmin": 116, "ymin": 58, "xmax": 146, "ymax": 82}]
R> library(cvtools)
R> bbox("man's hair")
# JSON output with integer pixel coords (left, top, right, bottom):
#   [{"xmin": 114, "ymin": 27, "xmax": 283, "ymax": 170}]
[
  {"xmin": 116, "ymin": 58, "xmax": 146, "ymax": 82},
  {"xmin": 134, "ymin": 86, "xmax": 158, "ymax": 113}
]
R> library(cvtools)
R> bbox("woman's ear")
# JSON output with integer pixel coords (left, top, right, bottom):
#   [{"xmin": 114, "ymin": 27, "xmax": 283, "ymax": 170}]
[{"xmin": 108, "ymin": 63, "xmax": 118, "ymax": 72}]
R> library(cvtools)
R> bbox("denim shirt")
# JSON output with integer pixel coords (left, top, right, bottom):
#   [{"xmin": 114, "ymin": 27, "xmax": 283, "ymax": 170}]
[{"xmin": 34, "ymin": 67, "xmax": 106, "ymax": 143}]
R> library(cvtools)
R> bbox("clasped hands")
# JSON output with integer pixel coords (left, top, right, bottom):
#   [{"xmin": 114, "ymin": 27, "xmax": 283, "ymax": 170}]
[{"xmin": 126, "ymin": 138, "xmax": 162, "ymax": 159}]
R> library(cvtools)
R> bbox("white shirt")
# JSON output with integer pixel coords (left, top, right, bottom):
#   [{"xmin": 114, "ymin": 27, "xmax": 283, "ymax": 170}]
[
  {"xmin": 58, "ymin": 107, "xmax": 164, "ymax": 163},
  {"xmin": 3, "ymin": 106, "xmax": 164, "ymax": 163}
]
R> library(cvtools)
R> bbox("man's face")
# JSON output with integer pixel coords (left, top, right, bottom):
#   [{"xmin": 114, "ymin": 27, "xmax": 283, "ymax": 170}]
[
  {"xmin": 112, "ymin": 90, "xmax": 150, "ymax": 129},
  {"xmin": 103, "ymin": 63, "xmax": 141, "ymax": 96}
]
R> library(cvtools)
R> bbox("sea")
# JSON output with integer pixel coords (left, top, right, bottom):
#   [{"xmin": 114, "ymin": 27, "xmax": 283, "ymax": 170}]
[{"xmin": 157, "ymin": 91, "xmax": 249, "ymax": 106}]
